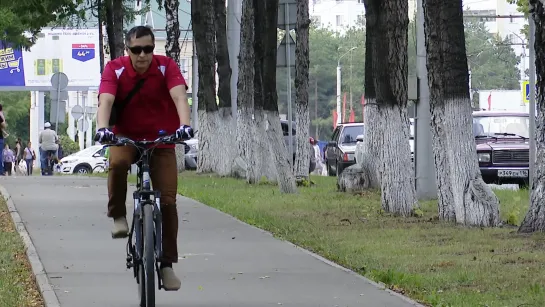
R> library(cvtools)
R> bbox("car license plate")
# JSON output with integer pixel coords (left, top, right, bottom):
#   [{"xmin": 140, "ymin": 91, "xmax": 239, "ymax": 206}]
[{"xmin": 498, "ymin": 169, "xmax": 528, "ymax": 178}]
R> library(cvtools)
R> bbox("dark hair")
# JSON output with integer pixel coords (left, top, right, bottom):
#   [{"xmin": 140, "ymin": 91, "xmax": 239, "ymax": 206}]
[
  {"xmin": 125, "ymin": 26, "xmax": 155, "ymax": 45},
  {"xmin": 0, "ymin": 104, "xmax": 3, "ymax": 111}
]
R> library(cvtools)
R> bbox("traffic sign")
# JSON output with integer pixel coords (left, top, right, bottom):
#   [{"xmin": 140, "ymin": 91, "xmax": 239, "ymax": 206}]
[
  {"xmin": 71, "ymin": 105, "xmax": 84, "ymax": 120},
  {"xmin": 51, "ymin": 72, "xmax": 69, "ymax": 90},
  {"xmin": 522, "ymin": 80, "xmax": 538, "ymax": 104}
]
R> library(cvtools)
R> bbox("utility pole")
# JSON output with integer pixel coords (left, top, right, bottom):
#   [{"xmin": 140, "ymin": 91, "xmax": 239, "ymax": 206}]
[{"xmin": 414, "ymin": 0, "xmax": 437, "ymax": 200}]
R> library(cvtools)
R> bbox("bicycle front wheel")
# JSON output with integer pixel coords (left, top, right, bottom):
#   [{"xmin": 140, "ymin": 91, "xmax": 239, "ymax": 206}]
[{"xmin": 142, "ymin": 204, "xmax": 156, "ymax": 307}]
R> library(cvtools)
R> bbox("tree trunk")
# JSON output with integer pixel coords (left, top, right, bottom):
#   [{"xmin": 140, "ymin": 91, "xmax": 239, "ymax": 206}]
[
  {"xmin": 104, "ymin": 0, "xmax": 117, "ymax": 59},
  {"xmin": 191, "ymin": 0, "xmax": 220, "ymax": 174},
  {"xmin": 112, "ymin": 0, "xmax": 124, "ymax": 58},
  {"xmin": 164, "ymin": 0, "xmax": 185, "ymax": 173},
  {"xmin": 164, "ymin": 0, "xmax": 181, "ymax": 64},
  {"xmin": 363, "ymin": 0, "xmax": 417, "ymax": 216},
  {"xmin": 423, "ymin": 0, "xmax": 500, "ymax": 226},
  {"xmin": 358, "ymin": 0, "xmax": 382, "ymax": 190},
  {"xmin": 260, "ymin": 0, "xmax": 297, "ymax": 193},
  {"xmin": 213, "ymin": 0, "xmax": 236, "ymax": 177},
  {"xmin": 234, "ymin": 0, "xmax": 259, "ymax": 183},
  {"xmin": 294, "ymin": 0, "xmax": 311, "ymax": 183},
  {"xmin": 519, "ymin": 1, "xmax": 545, "ymax": 233}
]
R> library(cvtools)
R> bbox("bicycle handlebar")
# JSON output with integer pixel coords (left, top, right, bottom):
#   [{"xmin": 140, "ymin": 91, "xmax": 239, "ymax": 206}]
[{"xmin": 102, "ymin": 134, "xmax": 192, "ymax": 148}]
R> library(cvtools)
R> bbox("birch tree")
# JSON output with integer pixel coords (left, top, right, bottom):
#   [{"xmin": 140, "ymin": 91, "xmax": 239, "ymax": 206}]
[
  {"xmin": 294, "ymin": 0, "xmax": 311, "ymax": 182},
  {"xmin": 519, "ymin": 0, "xmax": 545, "ymax": 233},
  {"xmin": 423, "ymin": 0, "xmax": 500, "ymax": 226},
  {"xmin": 359, "ymin": 0, "xmax": 417, "ymax": 216}
]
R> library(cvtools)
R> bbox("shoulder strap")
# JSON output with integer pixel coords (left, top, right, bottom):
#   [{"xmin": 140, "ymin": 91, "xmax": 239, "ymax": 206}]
[{"xmin": 118, "ymin": 78, "xmax": 146, "ymax": 109}]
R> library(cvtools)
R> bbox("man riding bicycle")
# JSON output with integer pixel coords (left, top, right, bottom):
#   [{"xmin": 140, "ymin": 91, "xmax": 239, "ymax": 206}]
[
  {"xmin": 94, "ymin": 25, "xmax": 194, "ymax": 291},
  {"xmin": 39, "ymin": 122, "xmax": 59, "ymax": 175}
]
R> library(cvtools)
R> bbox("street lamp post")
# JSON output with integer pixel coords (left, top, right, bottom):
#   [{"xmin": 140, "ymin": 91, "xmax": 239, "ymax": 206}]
[{"xmin": 337, "ymin": 46, "xmax": 357, "ymax": 126}]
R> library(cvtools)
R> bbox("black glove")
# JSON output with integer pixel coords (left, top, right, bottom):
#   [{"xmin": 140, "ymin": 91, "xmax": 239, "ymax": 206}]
[
  {"xmin": 175, "ymin": 125, "xmax": 194, "ymax": 140},
  {"xmin": 94, "ymin": 127, "xmax": 115, "ymax": 143}
]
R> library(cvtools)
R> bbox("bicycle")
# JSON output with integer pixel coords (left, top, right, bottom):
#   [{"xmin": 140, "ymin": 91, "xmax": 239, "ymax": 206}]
[{"xmin": 103, "ymin": 131, "xmax": 189, "ymax": 307}]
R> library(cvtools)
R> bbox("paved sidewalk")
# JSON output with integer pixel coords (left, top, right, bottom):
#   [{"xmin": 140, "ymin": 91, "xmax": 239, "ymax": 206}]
[{"xmin": 1, "ymin": 176, "xmax": 421, "ymax": 307}]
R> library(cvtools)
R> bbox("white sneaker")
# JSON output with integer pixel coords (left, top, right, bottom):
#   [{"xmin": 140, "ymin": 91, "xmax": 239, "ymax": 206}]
[
  {"xmin": 111, "ymin": 217, "xmax": 129, "ymax": 238},
  {"xmin": 161, "ymin": 267, "xmax": 181, "ymax": 291}
]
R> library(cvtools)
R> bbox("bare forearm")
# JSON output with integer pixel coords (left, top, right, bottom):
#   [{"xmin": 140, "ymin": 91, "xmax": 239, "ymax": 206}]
[
  {"xmin": 97, "ymin": 94, "xmax": 115, "ymax": 129},
  {"xmin": 175, "ymin": 98, "xmax": 191, "ymax": 126}
]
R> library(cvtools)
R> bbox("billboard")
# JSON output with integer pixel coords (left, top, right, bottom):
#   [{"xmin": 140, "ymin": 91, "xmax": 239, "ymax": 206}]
[{"xmin": 0, "ymin": 28, "xmax": 100, "ymax": 89}]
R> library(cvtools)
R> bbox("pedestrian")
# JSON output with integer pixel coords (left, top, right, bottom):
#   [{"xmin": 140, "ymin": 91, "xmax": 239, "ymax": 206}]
[
  {"xmin": 2, "ymin": 143, "xmax": 14, "ymax": 176},
  {"xmin": 14, "ymin": 138, "xmax": 24, "ymax": 175},
  {"xmin": 24, "ymin": 141, "xmax": 36, "ymax": 176}
]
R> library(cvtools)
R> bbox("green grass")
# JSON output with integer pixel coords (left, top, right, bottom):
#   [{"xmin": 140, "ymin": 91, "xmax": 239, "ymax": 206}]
[
  {"xmin": 0, "ymin": 197, "xmax": 44, "ymax": 307},
  {"xmin": 174, "ymin": 172, "xmax": 545, "ymax": 307}
]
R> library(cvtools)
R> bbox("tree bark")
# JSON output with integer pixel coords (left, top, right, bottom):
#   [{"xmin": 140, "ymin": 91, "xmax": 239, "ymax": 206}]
[
  {"xmin": 294, "ymin": 0, "xmax": 311, "ymax": 182},
  {"xmin": 359, "ymin": 0, "xmax": 382, "ymax": 190},
  {"xmin": 234, "ymin": 0, "xmax": 259, "ymax": 183},
  {"xmin": 259, "ymin": 0, "xmax": 297, "ymax": 193},
  {"xmin": 191, "ymin": 0, "xmax": 220, "ymax": 174},
  {"xmin": 519, "ymin": 1, "xmax": 545, "ymax": 233},
  {"xmin": 112, "ymin": 0, "xmax": 124, "ymax": 58},
  {"xmin": 164, "ymin": 0, "xmax": 181, "ymax": 65},
  {"xmin": 363, "ymin": 0, "xmax": 417, "ymax": 216},
  {"xmin": 423, "ymin": 0, "xmax": 500, "ymax": 226},
  {"xmin": 213, "ymin": 0, "xmax": 236, "ymax": 177}
]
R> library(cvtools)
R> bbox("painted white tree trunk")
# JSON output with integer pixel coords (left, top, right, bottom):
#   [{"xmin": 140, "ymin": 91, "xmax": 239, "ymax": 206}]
[
  {"xmin": 432, "ymin": 98, "xmax": 500, "ymax": 226},
  {"xmin": 294, "ymin": 101, "xmax": 310, "ymax": 181},
  {"xmin": 380, "ymin": 104, "xmax": 417, "ymax": 216},
  {"xmin": 266, "ymin": 111, "xmax": 298, "ymax": 193},
  {"xmin": 197, "ymin": 110, "xmax": 220, "ymax": 173},
  {"xmin": 175, "ymin": 144, "xmax": 185, "ymax": 172},
  {"xmin": 519, "ymin": 4, "xmax": 545, "ymax": 233},
  {"xmin": 423, "ymin": 0, "xmax": 500, "ymax": 226},
  {"xmin": 360, "ymin": 101, "xmax": 382, "ymax": 188},
  {"xmin": 430, "ymin": 106, "xmax": 456, "ymax": 221}
]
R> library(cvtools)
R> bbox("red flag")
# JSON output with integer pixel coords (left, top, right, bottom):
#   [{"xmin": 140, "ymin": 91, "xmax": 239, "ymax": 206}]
[
  {"xmin": 332, "ymin": 110, "xmax": 338, "ymax": 129},
  {"xmin": 361, "ymin": 94, "xmax": 365, "ymax": 122},
  {"xmin": 487, "ymin": 92, "xmax": 492, "ymax": 110},
  {"xmin": 342, "ymin": 93, "xmax": 347, "ymax": 122},
  {"xmin": 349, "ymin": 109, "xmax": 355, "ymax": 123}
]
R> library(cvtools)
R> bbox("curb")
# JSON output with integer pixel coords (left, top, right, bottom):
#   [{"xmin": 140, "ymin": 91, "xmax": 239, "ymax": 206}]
[
  {"xmin": 0, "ymin": 185, "xmax": 61, "ymax": 307},
  {"xmin": 179, "ymin": 195, "xmax": 425, "ymax": 307}
]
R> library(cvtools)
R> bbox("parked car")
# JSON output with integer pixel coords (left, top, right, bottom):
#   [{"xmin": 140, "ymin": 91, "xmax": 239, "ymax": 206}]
[
  {"xmin": 473, "ymin": 110, "xmax": 529, "ymax": 187},
  {"xmin": 58, "ymin": 145, "xmax": 107, "ymax": 174},
  {"xmin": 183, "ymin": 132, "xmax": 198, "ymax": 170},
  {"xmin": 325, "ymin": 122, "xmax": 364, "ymax": 176}
]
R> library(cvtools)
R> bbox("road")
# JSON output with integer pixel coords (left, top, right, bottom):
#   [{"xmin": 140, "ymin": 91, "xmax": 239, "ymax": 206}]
[{"xmin": 1, "ymin": 176, "xmax": 421, "ymax": 307}]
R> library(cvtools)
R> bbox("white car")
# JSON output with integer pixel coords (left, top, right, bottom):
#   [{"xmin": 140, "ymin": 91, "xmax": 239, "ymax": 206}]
[{"xmin": 59, "ymin": 145, "xmax": 107, "ymax": 174}]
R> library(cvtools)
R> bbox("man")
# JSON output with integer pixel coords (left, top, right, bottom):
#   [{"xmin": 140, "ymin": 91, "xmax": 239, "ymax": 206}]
[
  {"xmin": 39, "ymin": 122, "xmax": 59, "ymax": 175},
  {"xmin": 93, "ymin": 25, "xmax": 193, "ymax": 291}
]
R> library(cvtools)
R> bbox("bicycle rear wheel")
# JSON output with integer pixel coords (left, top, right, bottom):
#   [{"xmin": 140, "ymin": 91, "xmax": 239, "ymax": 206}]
[{"xmin": 142, "ymin": 204, "xmax": 156, "ymax": 307}]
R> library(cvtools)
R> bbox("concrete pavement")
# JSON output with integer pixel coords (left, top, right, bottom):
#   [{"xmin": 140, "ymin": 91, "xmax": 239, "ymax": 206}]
[{"xmin": 1, "ymin": 176, "xmax": 422, "ymax": 307}]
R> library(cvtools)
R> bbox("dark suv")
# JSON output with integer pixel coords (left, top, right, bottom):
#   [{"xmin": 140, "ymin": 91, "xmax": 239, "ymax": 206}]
[
  {"xmin": 473, "ymin": 111, "xmax": 529, "ymax": 187},
  {"xmin": 325, "ymin": 122, "xmax": 364, "ymax": 176}
]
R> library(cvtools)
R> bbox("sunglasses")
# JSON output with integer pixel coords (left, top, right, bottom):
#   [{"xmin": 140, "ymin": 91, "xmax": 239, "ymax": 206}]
[{"xmin": 127, "ymin": 45, "xmax": 155, "ymax": 55}]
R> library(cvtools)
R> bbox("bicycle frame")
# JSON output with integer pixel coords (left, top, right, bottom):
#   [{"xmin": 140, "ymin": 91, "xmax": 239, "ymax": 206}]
[{"xmin": 127, "ymin": 145, "xmax": 164, "ymax": 289}]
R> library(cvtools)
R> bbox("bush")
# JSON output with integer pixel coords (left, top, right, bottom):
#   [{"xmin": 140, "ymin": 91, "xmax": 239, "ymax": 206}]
[{"xmin": 59, "ymin": 135, "xmax": 79, "ymax": 156}]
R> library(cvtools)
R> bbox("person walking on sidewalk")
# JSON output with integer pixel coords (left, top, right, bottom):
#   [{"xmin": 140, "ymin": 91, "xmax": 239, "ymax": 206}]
[
  {"xmin": 93, "ymin": 25, "xmax": 194, "ymax": 291},
  {"xmin": 24, "ymin": 141, "xmax": 36, "ymax": 176},
  {"xmin": 3, "ymin": 143, "xmax": 14, "ymax": 176}
]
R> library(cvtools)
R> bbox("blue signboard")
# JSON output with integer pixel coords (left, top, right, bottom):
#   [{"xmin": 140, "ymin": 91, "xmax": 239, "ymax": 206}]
[
  {"xmin": 72, "ymin": 43, "xmax": 96, "ymax": 62},
  {"xmin": 0, "ymin": 42, "xmax": 26, "ymax": 86}
]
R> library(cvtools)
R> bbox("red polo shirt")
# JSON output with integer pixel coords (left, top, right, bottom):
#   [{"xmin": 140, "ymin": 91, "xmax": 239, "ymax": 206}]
[{"xmin": 98, "ymin": 55, "xmax": 187, "ymax": 147}]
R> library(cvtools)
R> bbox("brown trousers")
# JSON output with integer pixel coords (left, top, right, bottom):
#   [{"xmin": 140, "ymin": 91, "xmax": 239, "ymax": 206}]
[{"xmin": 107, "ymin": 145, "xmax": 179, "ymax": 263}]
